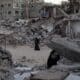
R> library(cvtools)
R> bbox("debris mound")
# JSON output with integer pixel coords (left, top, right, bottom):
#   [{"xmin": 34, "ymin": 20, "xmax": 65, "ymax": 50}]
[{"xmin": 0, "ymin": 47, "xmax": 14, "ymax": 80}]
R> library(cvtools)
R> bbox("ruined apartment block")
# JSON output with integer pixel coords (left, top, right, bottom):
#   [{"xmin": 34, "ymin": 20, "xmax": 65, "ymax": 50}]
[
  {"xmin": 0, "ymin": 0, "xmax": 27, "ymax": 21},
  {"xmin": 13, "ymin": 0, "xmax": 27, "ymax": 20},
  {"xmin": 0, "ymin": 0, "xmax": 14, "ymax": 21}
]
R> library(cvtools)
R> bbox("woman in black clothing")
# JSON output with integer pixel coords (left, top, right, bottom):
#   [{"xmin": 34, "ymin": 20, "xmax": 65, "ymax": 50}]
[{"xmin": 34, "ymin": 37, "xmax": 40, "ymax": 51}]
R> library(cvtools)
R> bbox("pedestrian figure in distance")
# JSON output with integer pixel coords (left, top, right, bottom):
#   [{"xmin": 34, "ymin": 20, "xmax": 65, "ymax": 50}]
[
  {"xmin": 47, "ymin": 50, "xmax": 60, "ymax": 69},
  {"xmin": 34, "ymin": 37, "xmax": 40, "ymax": 51}
]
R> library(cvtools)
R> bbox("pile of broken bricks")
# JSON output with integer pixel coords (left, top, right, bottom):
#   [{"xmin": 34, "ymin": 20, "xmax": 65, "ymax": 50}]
[{"xmin": 0, "ymin": 20, "xmax": 53, "ymax": 47}]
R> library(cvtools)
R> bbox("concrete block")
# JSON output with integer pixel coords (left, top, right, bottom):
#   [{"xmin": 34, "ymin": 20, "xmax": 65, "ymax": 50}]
[
  {"xmin": 30, "ymin": 70, "xmax": 69, "ymax": 80},
  {"xmin": 65, "ymin": 74, "xmax": 80, "ymax": 80}
]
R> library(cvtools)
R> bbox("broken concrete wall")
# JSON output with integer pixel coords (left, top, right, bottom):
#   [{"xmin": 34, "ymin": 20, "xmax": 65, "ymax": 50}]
[{"xmin": 29, "ymin": 3, "xmax": 44, "ymax": 18}]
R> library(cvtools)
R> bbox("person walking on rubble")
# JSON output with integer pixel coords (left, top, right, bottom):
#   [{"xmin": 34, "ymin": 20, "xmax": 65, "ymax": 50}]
[{"xmin": 34, "ymin": 37, "xmax": 40, "ymax": 51}]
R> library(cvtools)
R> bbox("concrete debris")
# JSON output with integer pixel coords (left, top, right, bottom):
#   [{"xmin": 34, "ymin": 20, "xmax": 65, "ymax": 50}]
[
  {"xmin": 58, "ymin": 57, "xmax": 74, "ymax": 65},
  {"xmin": 30, "ymin": 70, "xmax": 69, "ymax": 80},
  {"xmin": 47, "ymin": 37, "xmax": 80, "ymax": 62},
  {"xmin": 14, "ymin": 72, "xmax": 31, "ymax": 80},
  {"xmin": 14, "ymin": 66, "xmax": 39, "ymax": 80},
  {"xmin": 14, "ymin": 67, "xmax": 32, "ymax": 80},
  {"xmin": 15, "ymin": 67, "xmax": 32, "ymax": 72},
  {"xmin": 0, "ymin": 47, "xmax": 14, "ymax": 80},
  {"xmin": 0, "ymin": 47, "xmax": 13, "ymax": 67},
  {"xmin": 65, "ymin": 74, "xmax": 80, "ymax": 80},
  {"xmin": 0, "ymin": 69, "xmax": 14, "ymax": 80},
  {"xmin": 51, "ymin": 63, "xmax": 80, "ymax": 73},
  {"xmin": 0, "ymin": 19, "xmax": 54, "ymax": 47}
]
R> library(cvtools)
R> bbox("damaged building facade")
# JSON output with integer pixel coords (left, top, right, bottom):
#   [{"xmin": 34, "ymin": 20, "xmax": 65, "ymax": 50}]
[
  {"xmin": 26, "ymin": 0, "xmax": 44, "ymax": 18},
  {"xmin": 13, "ymin": 0, "xmax": 27, "ymax": 20},
  {"xmin": 0, "ymin": 0, "xmax": 45, "ymax": 20},
  {"xmin": 0, "ymin": 0, "xmax": 27, "ymax": 21},
  {"xmin": 61, "ymin": 0, "xmax": 80, "ymax": 14},
  {"xmin": 0, "ymin": 0, "xmax": 14, "ymax": 20},
  {"xmin": 0, "ymin": 0, "xmax": 63, "ymax": 20}
]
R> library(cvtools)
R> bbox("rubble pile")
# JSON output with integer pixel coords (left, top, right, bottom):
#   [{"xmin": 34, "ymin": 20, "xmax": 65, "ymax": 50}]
[
  {"xmin": 0, "ymin": 47, "xmax": 14, "ymax": 80},
  {"xmin": 0, "ymin": 19, "xmax": 54, "ymax": 47},
  {"xmin": 13, "ymin": 59, "xmax": 47, "ymax": 80}
]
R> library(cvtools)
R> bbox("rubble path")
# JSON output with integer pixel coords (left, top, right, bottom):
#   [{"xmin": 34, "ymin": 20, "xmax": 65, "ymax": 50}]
[{"xmin": 5, "ymin": 45, "xmax": 51, "ymax": 67}]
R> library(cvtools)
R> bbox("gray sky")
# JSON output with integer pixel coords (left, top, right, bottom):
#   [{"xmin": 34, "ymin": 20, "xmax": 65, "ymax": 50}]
[{"xmin": 44, "ymin": 0, "xmax": 68, "ymax": 4}]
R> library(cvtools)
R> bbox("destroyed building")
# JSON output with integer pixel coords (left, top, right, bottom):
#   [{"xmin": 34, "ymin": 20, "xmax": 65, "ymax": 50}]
[
  {"xmin": 26, "ymin": 0, "xmax": 44, "ymax": 18},
  {"xmin": 0, "ymin": 0, "xmax": 14, "ymax": 21},
  {"xmin": 1, "ymin": 0, "xmax": 80, "ymax": 80},
  {"xmin": 61, "ymin": 0, "xmax": 80, "ymax": 14},
  {"xmin": 13, "ymin": 0, "xmax": 27, "ymax": 20},
  {"xmin": 0, "ymin": 0, "xmax": 27, "ymax": 21}
]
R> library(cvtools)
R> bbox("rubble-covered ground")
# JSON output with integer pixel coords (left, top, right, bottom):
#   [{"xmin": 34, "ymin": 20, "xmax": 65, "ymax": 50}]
[
  {"xmin": 3, "ymin": 46, "xmax": 80, "ymax": 80},
  {"xmin": 1, "ymin": 19, "xmax": 80, "ymax": 80},
  {"xmin": 1, "ymin": 45, "xmax": 78, "ymax": 80},
  {"xmin": 0, "ymin": 18, "xmax": 54, "ymax": 47},
  {"xmin": 2, "ymin": 43, "xmax": 80, "ymax": 80}
]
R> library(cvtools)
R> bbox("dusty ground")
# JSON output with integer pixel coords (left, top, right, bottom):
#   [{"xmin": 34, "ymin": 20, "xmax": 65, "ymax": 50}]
[{"xmin": 3, "ymin": 45, "xmax": 51, "ymax": 67}]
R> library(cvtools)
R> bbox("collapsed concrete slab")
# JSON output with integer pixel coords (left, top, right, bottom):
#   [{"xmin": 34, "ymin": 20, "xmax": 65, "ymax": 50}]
[
  {"xmin": 30, "ymin": 70, "xmax": 69, "ymax": 80},
  {"xmin": 47, "ymin": 38, "xmax": 80, "ymax": 62},
  {"xmin": 65, "ymin": 74, "xmax": 80, "ymax": 80}
]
